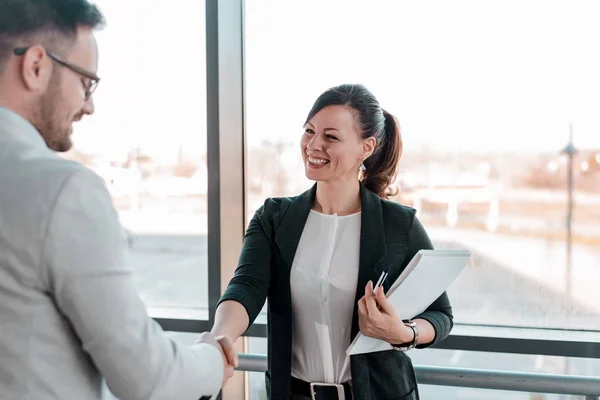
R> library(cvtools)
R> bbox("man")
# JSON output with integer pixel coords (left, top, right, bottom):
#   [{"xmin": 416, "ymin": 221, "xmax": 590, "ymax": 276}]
[{"xmin": 0, "ymin": 1, "xmax": 236, "ymax": 399}]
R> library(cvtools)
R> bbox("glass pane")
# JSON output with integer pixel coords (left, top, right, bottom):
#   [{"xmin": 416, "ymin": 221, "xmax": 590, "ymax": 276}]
[
  {"xmin": 244, "ymin": 0, "xmax": 600, "ymax": 331},
  {"xmin": 247, "ymin": 337, "xmax": 268, "ymax": 400},
  {"xmin": 412, "ymin": 348, "xmax": 600, "ymax": 400},
  {"xmin": 246, "ymin": 337, "xmax": 599, "ymax": 399},
  {"xmin": 66, "ymin": 0, "xmax": 208, "ymax": 315}
]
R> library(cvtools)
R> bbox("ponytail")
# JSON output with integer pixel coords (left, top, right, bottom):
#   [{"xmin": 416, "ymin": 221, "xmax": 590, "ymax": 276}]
[{"xmin": 361, "ymin": 109, "xmax": 403, "ymax": 198}]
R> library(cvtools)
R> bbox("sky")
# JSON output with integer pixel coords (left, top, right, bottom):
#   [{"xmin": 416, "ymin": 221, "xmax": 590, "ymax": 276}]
[{"xmin": 73, "ymin": 0, "xmax": 600, "ymax": 160}]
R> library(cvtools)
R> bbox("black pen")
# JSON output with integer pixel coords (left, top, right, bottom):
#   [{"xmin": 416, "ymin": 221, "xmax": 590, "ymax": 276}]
[{"xmin": 373, "ymin": 266, "xmax": 390, "ymax": 295}]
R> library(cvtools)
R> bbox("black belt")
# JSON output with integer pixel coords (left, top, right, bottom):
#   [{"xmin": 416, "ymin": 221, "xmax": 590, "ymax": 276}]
[{"xmin": 291, "ymin": 376, "xmax": 353, "ymax": 400}]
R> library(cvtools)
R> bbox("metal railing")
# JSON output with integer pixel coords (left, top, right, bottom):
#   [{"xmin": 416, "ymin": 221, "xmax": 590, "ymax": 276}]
[{"xmin": 237, "ymin": 353, "xmax": 600, "ymax": 399}]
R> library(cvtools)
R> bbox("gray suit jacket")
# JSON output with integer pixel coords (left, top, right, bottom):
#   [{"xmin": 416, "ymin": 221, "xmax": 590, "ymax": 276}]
[{"xmin": 0, "ymin": 107, "xmax": 221, "ymax": 400}]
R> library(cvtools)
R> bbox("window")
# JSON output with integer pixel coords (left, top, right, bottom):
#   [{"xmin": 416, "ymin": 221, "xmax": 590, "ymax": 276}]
[
  {"xmin": 413, "ymin": 348, "xmax": 600, "ymax": 400},
  {"xmin": 247, "ymin": 337, "xmax": 267, "ymax": 400},
  {"xmin": 244, "ymin": 0, "xmax": 600, "ymax": 331},
  {"xmin": 246, "ymin": 337, "xmax": 600, "ymax": 399},
  {"xmin": 67, "ymin": 0, "xmax": 209, "ymax": 318}
]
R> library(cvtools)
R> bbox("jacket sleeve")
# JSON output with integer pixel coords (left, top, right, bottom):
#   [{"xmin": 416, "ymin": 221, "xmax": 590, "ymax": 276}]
[
  {"xmin": 217, "ymin": 202, "xmax": 273, "ymax": 329},
  {"xmin": 406, "ymin": 214, "xmax": 454, "ymax": 348},
  {"xmin": 43, "ymin": 168, "xmax": 223, "ymax": 400}
]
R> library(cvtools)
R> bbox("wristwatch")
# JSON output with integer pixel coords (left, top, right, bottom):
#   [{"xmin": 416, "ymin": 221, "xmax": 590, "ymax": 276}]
[{"xmin": 392, "ymin": 320, "xmax": 419, "ymax": 351}]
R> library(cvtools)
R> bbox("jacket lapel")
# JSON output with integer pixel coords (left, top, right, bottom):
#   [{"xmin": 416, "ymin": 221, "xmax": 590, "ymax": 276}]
[
  {"xmin": 351, "ymin": 185, "xmax": 387, "ymax": 339},
  {"xmin": 273, "ymin": 184, "xmax": 316, "ymax": 270}
]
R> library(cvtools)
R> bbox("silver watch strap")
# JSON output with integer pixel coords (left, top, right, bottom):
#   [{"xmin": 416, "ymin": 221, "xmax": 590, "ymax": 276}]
[{"xmin": 393, "ymin": 320, "xmax": 419, "ymax": 351}]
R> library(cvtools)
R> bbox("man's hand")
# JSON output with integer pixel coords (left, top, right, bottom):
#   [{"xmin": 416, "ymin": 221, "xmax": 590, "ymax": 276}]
[{"xmin": 196, "ymin": 332, "xmax": 236, "ymax": 386}]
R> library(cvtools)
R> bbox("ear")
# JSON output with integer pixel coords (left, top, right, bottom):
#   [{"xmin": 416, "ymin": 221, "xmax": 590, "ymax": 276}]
[
  {"xmin": 19, "ymin": 45, "xmax": 53, "ymax": 92},
  {"xmin": 361, "ymin": 136, "xmax": 376, "ymax": 160}
]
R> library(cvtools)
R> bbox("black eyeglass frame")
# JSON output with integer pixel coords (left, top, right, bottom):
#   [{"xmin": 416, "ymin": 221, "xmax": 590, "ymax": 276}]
[{"xmin": 14, "ymin": 46, "xmax": 100, "ymax": 100}]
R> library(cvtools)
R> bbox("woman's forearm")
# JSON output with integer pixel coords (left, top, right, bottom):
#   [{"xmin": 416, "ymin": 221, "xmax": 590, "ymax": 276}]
[
  {"xmin": 413, "ymin": 318, "xmax": 436, "ymax": 345},
  {"xmin": 210, "ymin": 300, "xmax": 250, "ymax": 342},
  {"xmin": 386, "ymin": 317, "xmax": 436, "ymax": 345}
]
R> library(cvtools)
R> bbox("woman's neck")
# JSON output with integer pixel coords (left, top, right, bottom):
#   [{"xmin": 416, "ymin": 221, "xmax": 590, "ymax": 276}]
[{"xmin": 313, "ymin": 180, "xmax": 361, "ymax": 216}]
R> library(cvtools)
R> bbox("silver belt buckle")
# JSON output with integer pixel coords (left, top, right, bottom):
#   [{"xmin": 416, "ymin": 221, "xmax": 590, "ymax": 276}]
[{"xmin": 309, "ymin": 382, "xmax": 345, "ymax": 400}]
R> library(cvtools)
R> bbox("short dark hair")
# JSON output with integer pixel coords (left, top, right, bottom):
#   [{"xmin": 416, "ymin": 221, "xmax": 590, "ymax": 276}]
[
  {"xmin": 305, "ymin": 84, "xmax": 403, "ymax": 198},
  {"xmin": 0, "ymin": 0, "xmax": 105, "ymax": 69}
]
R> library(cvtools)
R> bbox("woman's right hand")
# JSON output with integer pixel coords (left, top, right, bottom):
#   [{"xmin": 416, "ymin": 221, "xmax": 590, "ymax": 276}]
[
  {"xmin": 208, "ymin": 300, "xmax": 249, "ymax": 385},
  {"xmin": 196, "ymin": 332, "xmax": 235, "ymax": 386},
  {"xmin": 216, "ymin": 335, "xmax": 239, "ymax": 369}
]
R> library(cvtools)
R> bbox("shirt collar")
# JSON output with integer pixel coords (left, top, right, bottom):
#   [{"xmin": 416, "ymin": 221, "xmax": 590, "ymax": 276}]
[{"xmin": 0, "ymin": 106, "xmax": 49, "ymax": 150}]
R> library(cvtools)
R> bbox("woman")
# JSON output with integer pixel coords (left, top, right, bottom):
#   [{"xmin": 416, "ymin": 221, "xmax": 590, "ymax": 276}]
[{"xmin": 212, "ymin": 84, "xmax": 453, "ymax": 400}]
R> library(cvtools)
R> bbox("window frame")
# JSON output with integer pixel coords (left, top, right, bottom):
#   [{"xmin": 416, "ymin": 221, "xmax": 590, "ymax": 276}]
[{"xmin": 153, "ymin": 0, "xmax": 600, "ymax": 364}]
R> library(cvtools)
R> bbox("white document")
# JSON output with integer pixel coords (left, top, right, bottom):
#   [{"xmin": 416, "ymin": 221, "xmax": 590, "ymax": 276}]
[{"xmin": 346, "ymin": 249, "xmax": 471, "ymax": 355}]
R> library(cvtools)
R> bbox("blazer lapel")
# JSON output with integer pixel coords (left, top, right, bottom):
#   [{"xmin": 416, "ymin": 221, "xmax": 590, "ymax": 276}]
[
  {"xmin": 273, "ymin": 184, "xmax": 316, "ymax": 270},
  {"xmin": 351, "ymin": 185, "xmax": 387, "ymax": 339}
]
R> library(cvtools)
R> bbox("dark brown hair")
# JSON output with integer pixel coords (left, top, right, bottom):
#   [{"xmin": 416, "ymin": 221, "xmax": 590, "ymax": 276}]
[
  {"xmin": 0, "ymin": 0, "xmax": 105, "ymax": 70},
  {"xmin": 305, "ymin": 83, "xmax": 403, "ymax": 198}
]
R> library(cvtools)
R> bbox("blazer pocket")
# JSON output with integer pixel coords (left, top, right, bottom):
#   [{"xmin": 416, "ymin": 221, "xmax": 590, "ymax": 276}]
[
  {"xmin": 264, "ymin": 370, "xmax": 271, "ymax": 399},
  {"xmin": 387, "ymin": 386, "xmax": 417, "ymax": 400},
  {"xmin": 367, "ymin": 350, "xmax": 417, "ymax": 399}
]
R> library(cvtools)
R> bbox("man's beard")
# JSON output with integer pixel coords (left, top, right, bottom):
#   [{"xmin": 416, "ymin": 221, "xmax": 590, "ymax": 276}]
[{"xmin": 35, "ymin": 74, "xmax": 73, "ymax": 153}]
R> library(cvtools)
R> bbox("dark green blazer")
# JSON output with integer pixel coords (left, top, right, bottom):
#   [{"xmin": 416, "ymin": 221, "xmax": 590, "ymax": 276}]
[{"xmin": 219, "ymin": 183, "xmax": 453, "ymax": 400}]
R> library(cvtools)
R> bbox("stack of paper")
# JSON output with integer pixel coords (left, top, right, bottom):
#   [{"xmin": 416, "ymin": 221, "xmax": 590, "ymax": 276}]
[{"xmin": 346, "ymin": 249, "xmax": 471, "ymax": 355}]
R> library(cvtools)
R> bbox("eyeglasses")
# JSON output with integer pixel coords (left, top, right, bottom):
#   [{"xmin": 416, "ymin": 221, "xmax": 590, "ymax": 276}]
[{"xmin": 13, "ymin": 46, "xmax": 100, "ymax": 100}]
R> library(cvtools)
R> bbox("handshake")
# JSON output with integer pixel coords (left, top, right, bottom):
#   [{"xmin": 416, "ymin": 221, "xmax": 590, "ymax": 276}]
[{"xmin": 196, "ymin": 332, "xmax": 238, "ymax": 387}]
